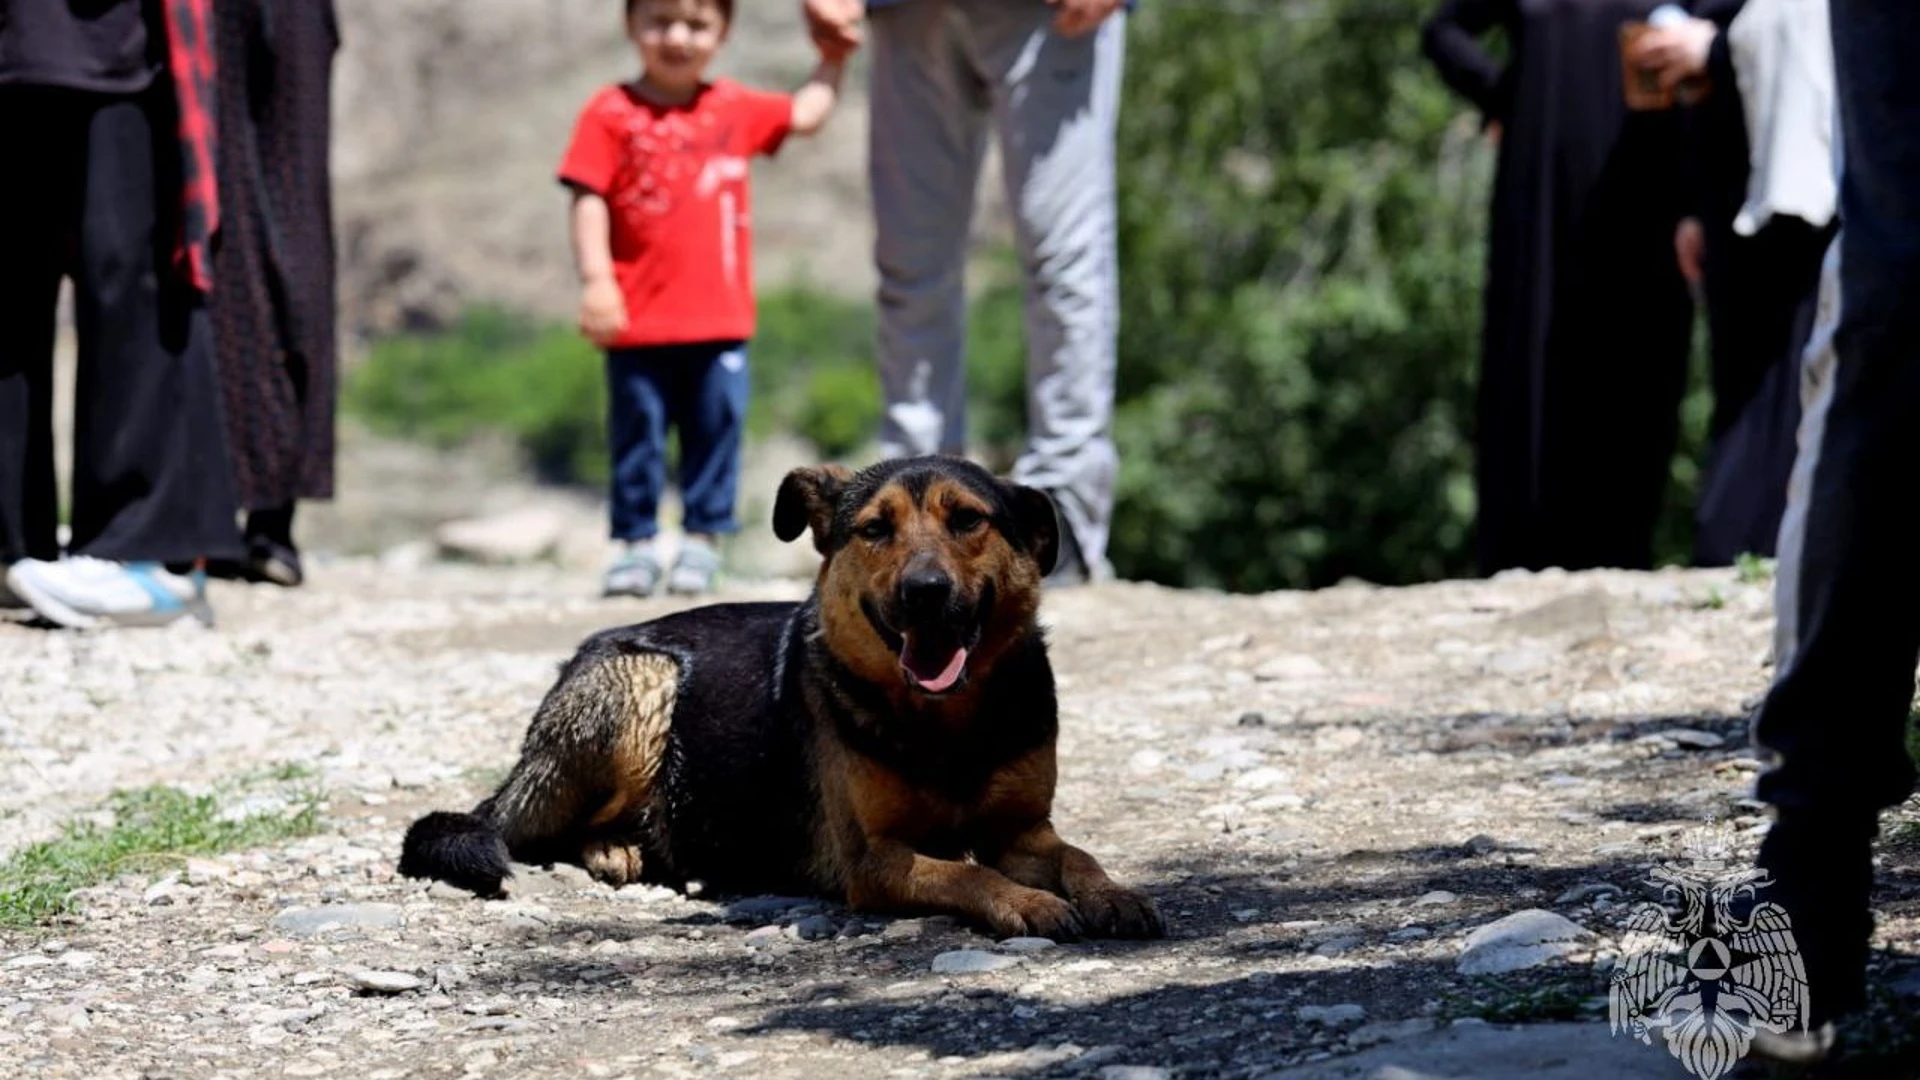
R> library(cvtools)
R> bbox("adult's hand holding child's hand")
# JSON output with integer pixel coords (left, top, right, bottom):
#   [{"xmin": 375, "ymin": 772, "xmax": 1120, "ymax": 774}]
[
  {"xmin": 802, "ymin": 0, "xmax": 863, "ymax": 55},
  {"xmin": 580, "ymin": 277, "xmax": 628, "ymax": 348},
  {"xmin": 1046, "ymin": 0, "xmax": 1124, "ymax": 37}
]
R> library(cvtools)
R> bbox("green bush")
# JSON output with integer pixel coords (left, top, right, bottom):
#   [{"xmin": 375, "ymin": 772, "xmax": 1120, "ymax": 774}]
[
  {"xmin": 343, "ymin": 291, "xmax": 895, "ymax": 483},
  {"xmin": 1101, "ymin": 0, "xmax": 1713, "ymax": 590},
  {"xmin": 344, "ymin": 306, "xmax": 610, "ymax": 485}
]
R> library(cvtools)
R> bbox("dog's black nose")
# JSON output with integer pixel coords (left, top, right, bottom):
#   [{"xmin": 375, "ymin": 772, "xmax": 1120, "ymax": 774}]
[{"xmin": 899, "ymin": 567, "xmax": 954, "ymax": 617}]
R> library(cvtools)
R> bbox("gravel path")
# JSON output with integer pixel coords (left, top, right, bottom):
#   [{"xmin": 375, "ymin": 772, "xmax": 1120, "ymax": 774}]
[{"xmin": 2, "ymin": 559, "xmax": 1916, "ymax": 1079}]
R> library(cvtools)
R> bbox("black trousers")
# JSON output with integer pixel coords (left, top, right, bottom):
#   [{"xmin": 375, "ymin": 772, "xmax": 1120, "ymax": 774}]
[
  {"xmin": 1749, "ymin": 0, "xmax": 1920, "ymax": 819},
  {"xmin": 0, "ymin": 86, "xmax": 241, "ymax": 565},
  {"xmin": 1693, "ymin": 216, "xmax": 1835, "ymax": 567}
]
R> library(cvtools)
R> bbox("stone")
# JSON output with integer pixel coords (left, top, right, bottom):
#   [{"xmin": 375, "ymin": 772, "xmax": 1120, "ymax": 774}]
[
  {"xmin": 793, "ymin": 915, "xmax": 838, "ymax": 941},
  {"xmin": 743, "ymin": 926, "xmax": 785, "ymax": 949},
  {"xmin": 1254, "ymin": 655, "xmax": 1328, "ymax": 681},
  {"xmin": 1346, "ymin": 1018, "xmax": 1437, "ymax": 1048},
  {"xmin": 1500, "ymin": 590, "xmax": 1609, "ymax": 639},
  {"xmin": 434, "ymin": 504, "xmax": 572, "ymax": 564},
  {"xmin": 1097, "ymin": 1068, "xmax": 1173, "ymax": 1080},
  {"xmin": 1457, "ymin": 909, "xmax": 1595, "ymax": 976},
  {"xmin": 1555, "ymin": 883, "xmax": 1623, "ymax": 905},
  {"xmin": 1661, "ymin": 728, "xmax": 1725, "ymax": 750},
  {"xmin": 1411, "ymin": 890, "xmax": 1458, "ymax": 907},
  {"xmin": 352, "ymin": 969, "xmax": 425, "ymax": 994},
  {"xmin": 269, "ymin": 903, "xmax": 404, "ymax": 937},
  {"xmin": 998, "ymin": 937, "xmax": 1057, "ymax": 953},
  {"xmin": 1296, "ymin": 1004, "xmax": 1367, "ymax": 1026},
  {"xmin": 1232, "ymin": 766, "xmax": 1293, "ymax": 792},
  {"xmin": 723, "ymin": 895, "xmax": 813, "ymax": 925},
  {"xmin": 931, "ymin": 950, "xmax": 1023, "ymax": 975}
]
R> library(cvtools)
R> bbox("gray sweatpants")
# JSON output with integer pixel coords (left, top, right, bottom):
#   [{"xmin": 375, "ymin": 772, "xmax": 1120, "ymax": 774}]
[{"xmin": 868, "ymin": 0, "xmax": 1125, "ymax": 576}]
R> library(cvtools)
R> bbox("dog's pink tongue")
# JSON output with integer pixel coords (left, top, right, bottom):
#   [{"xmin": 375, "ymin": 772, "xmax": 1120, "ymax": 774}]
[{"xmin": 903, "ymin": 638, "xmax": 969, "ymax": 693}]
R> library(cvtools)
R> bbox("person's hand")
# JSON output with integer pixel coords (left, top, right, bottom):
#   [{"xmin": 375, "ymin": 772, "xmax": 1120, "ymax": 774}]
[
  {"xmin": 802, "ymin": 0, "xmax": 863, "ymax": 56},
  {"xmin": 1046, "ymin": 0, "xmax": 1124, "ymax": 37},
  {"xmin": 1675, "ymin": 217, "xmax": 1705, "ymax": 286},
  {"xmin": 1629, "ymin": 17, "xmax": 1717, "ymax": 91},
  {"xmin": 580, "ymin": 276, "xmax": 628, "ymax": 347}
]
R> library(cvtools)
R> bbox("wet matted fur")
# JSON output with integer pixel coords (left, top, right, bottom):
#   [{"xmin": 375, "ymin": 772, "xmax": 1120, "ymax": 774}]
[{"xmin": 399, "ymin": 455, "xmax": 1163, "ymax": 940}]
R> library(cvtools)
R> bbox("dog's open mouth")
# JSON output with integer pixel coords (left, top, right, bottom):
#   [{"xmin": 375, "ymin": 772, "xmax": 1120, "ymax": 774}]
[
  {"xmin": 863, "ymin": 584, "xmax": 993, "ymax": 695},
  {"xmin": 900, "ymin": 629, "xmax": 972, "ymax": 693}
]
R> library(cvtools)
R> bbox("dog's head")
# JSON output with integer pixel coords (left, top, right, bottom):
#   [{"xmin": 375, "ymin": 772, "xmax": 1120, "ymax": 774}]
[{"xmin": 774, "ymin": 456, "xmax": 1059, "ymax": 698}]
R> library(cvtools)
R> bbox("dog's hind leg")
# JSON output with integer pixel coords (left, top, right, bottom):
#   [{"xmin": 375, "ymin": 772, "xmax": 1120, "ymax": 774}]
[
  {"xmin": 401, "ymin": 645, "xmax": 681, "ymax": 895},
  {"xmin": 486, "ymin": 647, "xmax": 680, "ymax": 887}
]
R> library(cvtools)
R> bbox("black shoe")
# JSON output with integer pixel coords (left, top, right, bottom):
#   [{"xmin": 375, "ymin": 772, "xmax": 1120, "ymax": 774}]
[
  {"xmin": 1745, "ymin": 810, "xmax": 1878, "ymax": 1030},
  {"xmin": 246, "ymin": 535, "xmax": 304, "ymax": 588},
  {"xmin": 1044, "ymin": 513, "xmax": 1089, "ymax": 588}
]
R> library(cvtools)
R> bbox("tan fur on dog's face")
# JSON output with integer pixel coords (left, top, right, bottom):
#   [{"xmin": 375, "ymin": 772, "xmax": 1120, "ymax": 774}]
[{"xmin": 773, "ymin": 458, "xmax": 1058, "ymax": 701}]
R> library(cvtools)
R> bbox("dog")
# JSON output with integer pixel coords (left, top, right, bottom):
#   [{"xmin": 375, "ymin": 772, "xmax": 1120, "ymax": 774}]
[{"xmin": 398, "ymin": 455, "xmax": 1163, "ymax": 940}]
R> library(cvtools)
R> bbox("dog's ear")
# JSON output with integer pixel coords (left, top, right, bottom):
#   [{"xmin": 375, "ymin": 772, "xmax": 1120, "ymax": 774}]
[
  {"xmin": 1003, "ymin": 483, "xmax": 1060, "ymax": 576},
  {"xmin": 774, "ymin": 464, "xmax": 852, "ymax": 554}
]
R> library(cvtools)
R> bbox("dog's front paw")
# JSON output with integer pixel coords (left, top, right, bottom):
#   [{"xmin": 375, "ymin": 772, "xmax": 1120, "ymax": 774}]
[
  {"xmin": 987, "ymin": 885, "xmax": 1086, "ymax": 942},
  {"xmin": 1072, "ymin": 883, "xmax": 1166, "ymax": 939},
  {"xmin": 581, "ymin": 839, "xmax": 642, "ymax": 886}
]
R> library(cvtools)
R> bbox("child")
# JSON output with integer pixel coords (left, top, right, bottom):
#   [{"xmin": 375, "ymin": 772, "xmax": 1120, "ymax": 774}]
[{"xmin": 559, "ymin": 0, "xmax": 848, "ymax": 597}]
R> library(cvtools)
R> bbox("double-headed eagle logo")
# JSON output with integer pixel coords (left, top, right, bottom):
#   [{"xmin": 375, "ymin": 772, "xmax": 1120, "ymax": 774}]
[{"xmin": 1609, "ymin": 827, "xmax": 1810, "ymax": 1079}]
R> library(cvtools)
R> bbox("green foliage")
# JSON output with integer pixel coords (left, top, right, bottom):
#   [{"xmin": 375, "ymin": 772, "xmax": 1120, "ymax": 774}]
[
  {"xmin": 1103, "ymin": 0, "xmax": 1712, "ymax": 590},
  {"xmin": 0, "ymin": 778, "xmax": 322, "ymax": 928},
  {"xmin": 344, "ymin": 292, "xmax": 890, "ymax": 479},
  {"xmin": 344, "ymin": 306, "xmax": 610, "ymax": 485}
]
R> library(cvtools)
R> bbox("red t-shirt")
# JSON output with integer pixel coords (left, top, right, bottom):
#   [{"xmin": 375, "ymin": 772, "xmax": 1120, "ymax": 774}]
[{"xmin": 557, "ymin": 79, "xmax": 794, "ymax": 348}]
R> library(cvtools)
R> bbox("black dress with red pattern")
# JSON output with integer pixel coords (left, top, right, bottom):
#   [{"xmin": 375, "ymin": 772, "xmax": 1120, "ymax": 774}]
[{"xmin": 207, "ymin": 0, "xmax": 339, "ymax": 511}]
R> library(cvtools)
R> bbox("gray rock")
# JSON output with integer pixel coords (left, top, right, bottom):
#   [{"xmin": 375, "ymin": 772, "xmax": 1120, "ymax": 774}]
[
  {"xmin": 1312, "ymin": 936, "xmax": 1363, "ymax": 958},
  {"xmin": 1500, "ymin": 590, "xmax": 1609, "ymax": 639},
  {"xmin": 1556, "ymin": 883, "xmax": 1623, "ymax": 905},
  {"xmin": 998, "ymin": 937, "xmax": 1057, "ymax": 953},
  {"xmin": 1457, "ymin": 909, "xmax": 1595, "ymax": 976},
  {"xmin": 351, "ymin": 970, "xmax": 425, "ymax": 994},
  {"xmin": 1411, "ymin": 890, "xmax": 1459, "ymax": 907},
  {"xmin": 1097, "ymin": 1068, "xmax": 1173, "ymax": 1080},
  {"xmin": 269, "ymin": 903, "xmax": 404, "ymax": 937},
  {"xmin": 1254, "ymin": 654, "xmax": 1328, "ymax": 680},
  {"xmin": 793, "ymin": 915, "xmax": 838, "ymax": 941},
  {"xmin": 723, "ymin": 895, "xmax": 813, "ymax": 925},
  {"xmin": 1661, "ymin": 728, "xmax": 1725, "ymax": 749},
  {"xmin": 744, "ymin": 925, "xmax": 785, "ymax": 949},
  {"xmin": 1297, "ymin": 1003, "xmax": 1367, "ymax": 1026},
  {"xmin": 1346, "ymin": 1017, "xmax": 1437, "ymax": 1048},
  {"xmin": 931, "ymin": 950, "xmax": 1023, "ymax": 975}
]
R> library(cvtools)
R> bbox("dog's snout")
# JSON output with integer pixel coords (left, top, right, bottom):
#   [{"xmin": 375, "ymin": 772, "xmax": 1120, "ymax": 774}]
[{"xmin": 899, "ymin": 565, "xmax": 954, "ymax": 616}]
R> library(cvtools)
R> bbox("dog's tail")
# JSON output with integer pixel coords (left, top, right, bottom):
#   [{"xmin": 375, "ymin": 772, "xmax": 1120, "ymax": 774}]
[{"xmin": 399, "ymin": 805, "xmax": 513, "ymax": 897}]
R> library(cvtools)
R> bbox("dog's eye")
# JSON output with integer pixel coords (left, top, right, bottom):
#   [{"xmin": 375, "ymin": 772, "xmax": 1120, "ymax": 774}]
[
  {"xmin": 857, "ymin": 518, "xmax": 893, "ymax": 542},
  {"xmin": 948, "ymin": 508, "xmax": 986, "ymax": 535}
]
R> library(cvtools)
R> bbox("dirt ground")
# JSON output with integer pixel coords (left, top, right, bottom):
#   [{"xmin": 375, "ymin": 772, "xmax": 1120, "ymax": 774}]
[{"xmin": 2, "ymin": 557, "xmax": 1917, "ymax": 1079}]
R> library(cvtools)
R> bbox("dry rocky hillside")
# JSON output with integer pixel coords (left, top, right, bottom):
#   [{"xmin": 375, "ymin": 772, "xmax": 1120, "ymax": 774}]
[
  {"xmin": 3, "ymin": 512, "xmax": 1918, "ymax": 1078},
  {"xmin": 331, "ymin": 0, "xmax": 1013, "ymax": 341}
]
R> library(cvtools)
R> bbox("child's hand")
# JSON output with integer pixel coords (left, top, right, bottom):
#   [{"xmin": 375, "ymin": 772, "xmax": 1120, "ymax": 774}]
[
  {"xmin": 579, "ymin": 276, "xmax": 628, "ymax": 347},
  {"xmin": 816, "ymin": 35, "xmax": 858, "ymax": 64}
]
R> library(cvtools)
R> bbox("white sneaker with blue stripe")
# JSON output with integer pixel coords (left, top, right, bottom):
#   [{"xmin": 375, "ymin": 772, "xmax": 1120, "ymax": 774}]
[{"xmin": 5, "ymin": 556, "xmax": 214, "ymax": 629}]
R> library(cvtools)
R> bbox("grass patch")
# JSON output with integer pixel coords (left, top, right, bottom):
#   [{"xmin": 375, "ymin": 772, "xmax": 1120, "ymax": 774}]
[
  {"xmin": 1734, "ymin": 552, "xmax": 1774, "ymax": 585},
  {"xmin": 0, "ymin": 776, "xmax": 323, "ymax": 928},
  {"xmin": 1442, "ymin": 972, "xmax": 1605, "ymax": 1024}
]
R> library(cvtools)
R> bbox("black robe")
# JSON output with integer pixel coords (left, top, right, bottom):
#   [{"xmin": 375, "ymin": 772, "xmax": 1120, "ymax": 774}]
[
  {"xmin": 207, "ymin": 0, "xmax": 340, "ymax": 510},
  {"xmin": 1423, "ymin": 0, "xmax": 1698, "ymax": 576},
  {"xmin": 1681, "ymin": 0, "xmax": 1835, "ymax": 566}
]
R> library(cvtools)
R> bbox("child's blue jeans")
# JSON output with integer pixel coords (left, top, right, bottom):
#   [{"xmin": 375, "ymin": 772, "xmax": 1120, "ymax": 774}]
[{"xmin": 605, "ymin": 341, "xmax": 749, "ymax": 541}]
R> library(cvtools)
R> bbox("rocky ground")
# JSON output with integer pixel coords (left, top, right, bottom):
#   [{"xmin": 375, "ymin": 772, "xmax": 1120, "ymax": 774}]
[{"xmin": 3, "ymin": 544, "xmax": 1918, "ymax": 1079}]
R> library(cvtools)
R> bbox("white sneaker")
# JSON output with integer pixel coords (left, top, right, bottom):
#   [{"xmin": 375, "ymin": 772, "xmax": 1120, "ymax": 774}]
[{"xmin": 5, "ymin": 556, "xmax": 214, "ymax": 630}]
